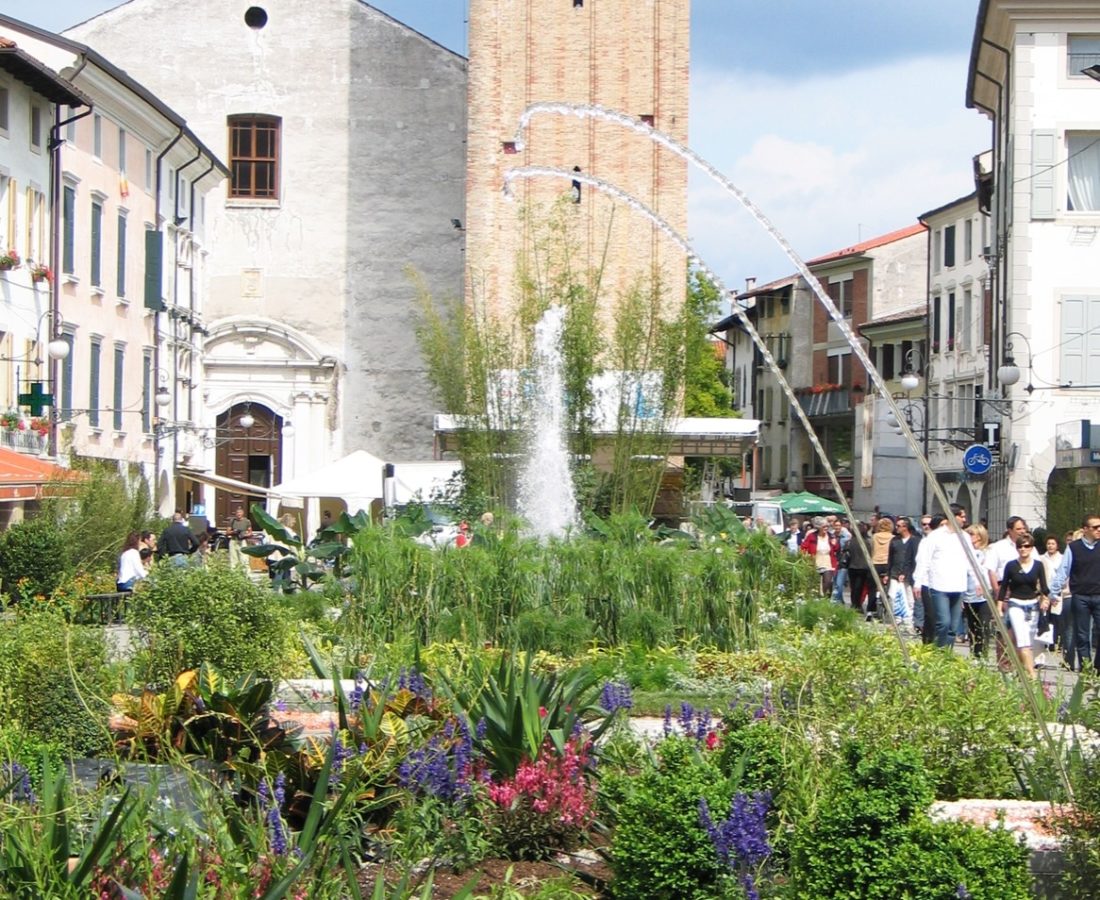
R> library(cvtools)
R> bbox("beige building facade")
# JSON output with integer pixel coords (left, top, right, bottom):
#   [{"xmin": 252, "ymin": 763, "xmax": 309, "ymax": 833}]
[{"xmin": 465, "ymin": 0, "xmax": 690, "ymax": 320}]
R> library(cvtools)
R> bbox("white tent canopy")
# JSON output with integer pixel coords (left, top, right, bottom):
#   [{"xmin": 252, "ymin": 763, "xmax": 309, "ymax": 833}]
[
  {"xmin": 270, "ymin": 452, "xmax": 463, "ymax": 523},
  {"xmin": 272, "ymin": 449, "xmax": 387, "ymax": 516}
]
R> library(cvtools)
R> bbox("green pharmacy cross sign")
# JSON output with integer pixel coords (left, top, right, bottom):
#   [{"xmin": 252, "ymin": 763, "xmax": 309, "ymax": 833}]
[{"xmin": 18, "ymin": 381, "xmax": 54, "ymax": 416}]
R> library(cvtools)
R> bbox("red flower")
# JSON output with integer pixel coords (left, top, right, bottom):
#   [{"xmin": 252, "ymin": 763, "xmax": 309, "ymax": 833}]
[
  {"xmin": 705, "ymin": 731, "xmax": 720, "ymax": 750},
  {"xmin": 538, "ymin": 706, "xmax": 548, "ymax": 718}
]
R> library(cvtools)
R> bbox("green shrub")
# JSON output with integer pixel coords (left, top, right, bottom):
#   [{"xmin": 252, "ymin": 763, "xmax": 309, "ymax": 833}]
[
  {"xmin": 792, "ymin": 597, "xmax": 860, "ymax": 632},
  {"xmin": 779, "ymin": 632, "xmax": 1031, "ymax": 799},
  {"xmin": 128, "ymin": 559, "xmax": 291, "ymax": 685},
  {"xmin": 0, "ymin": 517, "xmax": 70, "ymax": 599},
  {"xmin": 604, "ymin": 737, "xmax": 736, "ymax": 899},
  {"xmin": 0, "ymin": 722, "xmax": 64, "ymax": 793},
  {"xmin": 512, "ymin": 608, "xmax": 593, "ymax": 654},
  {"xmin": 1054, "ymin": 753, "xmax": 1100, "ymax": 899},
  {"xmin": 0, "ymin": 609, "xmax": 113, "ymax": 757},
  {"xmin": 789, "ymin": 742, "xmax": 1031, "ymax": 899},
  {"xmin": 619, "ymin": 607, "xmax": 675, "ymax": 647}
]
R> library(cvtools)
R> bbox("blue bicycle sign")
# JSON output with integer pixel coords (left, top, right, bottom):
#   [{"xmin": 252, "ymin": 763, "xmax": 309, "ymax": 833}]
[{"xmin": 962, "ymin": 443, "xmax": 993, "ymax": 475}]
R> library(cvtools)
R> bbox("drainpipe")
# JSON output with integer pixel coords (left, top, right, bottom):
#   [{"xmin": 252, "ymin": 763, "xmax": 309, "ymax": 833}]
[
  {"xmin": 152, "ymin": 128, "xmax": 184, "ymax": 511},
  {"xmin": 168, "ymin": 151, "xmax": 202, "ymax": 495},
  {"xmin": 921, "ymin": 225, "xmax": 931, "ymax": 515},
  {"xmin": 186, "ymin": 160, "xmax": 215, "ymax": 437},
  {"xmin": 47, "ymin": 89, "xmax": 92, "ymax": 458}
]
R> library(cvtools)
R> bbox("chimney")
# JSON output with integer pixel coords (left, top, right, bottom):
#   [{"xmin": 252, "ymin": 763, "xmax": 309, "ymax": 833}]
[{"xmin": 745, "ymin": 276, "xmax": 757, "ymax": 293}]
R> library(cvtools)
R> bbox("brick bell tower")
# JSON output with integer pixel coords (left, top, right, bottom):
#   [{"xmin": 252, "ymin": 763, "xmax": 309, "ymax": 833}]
[{"xmin": 464, "ymin": 0, "xmax": 691, "ymax": 321}]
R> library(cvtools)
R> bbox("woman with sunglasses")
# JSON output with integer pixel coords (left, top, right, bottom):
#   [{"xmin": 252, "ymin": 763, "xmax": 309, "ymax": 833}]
[{"xmin": 996, "ymin": 533, "xmax": 1051, "ymax": 678}]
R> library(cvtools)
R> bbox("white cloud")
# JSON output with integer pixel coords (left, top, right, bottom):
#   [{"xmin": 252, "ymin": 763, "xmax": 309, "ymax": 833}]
[{"xmin": 686, "ymin": 53, "xmax": 990, "ymax": 289}]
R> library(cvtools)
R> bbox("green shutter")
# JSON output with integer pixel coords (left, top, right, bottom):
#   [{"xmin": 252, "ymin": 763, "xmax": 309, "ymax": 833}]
[
  {"xmin": 144, "ymin": 230, "xmax": 164, "ymax": 311},
  {"xmin": 1031, "ymin": 130, "xmax": 1058, "ymax": 220}
]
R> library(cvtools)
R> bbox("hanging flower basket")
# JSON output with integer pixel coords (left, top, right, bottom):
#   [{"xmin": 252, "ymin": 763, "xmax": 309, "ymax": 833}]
[
  {"xmin": 0, "ymin": 249, "xmax": 21, "ymax": 271},
  {"xmin": 30, "ymin": 263, "xmax": 52, "ymax": 284}
]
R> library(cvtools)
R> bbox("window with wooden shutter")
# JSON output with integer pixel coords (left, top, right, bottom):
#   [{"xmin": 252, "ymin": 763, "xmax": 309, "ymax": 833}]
[{"xmin": 228, "ymin": 115, "xmax": 280, "ymax": 200}]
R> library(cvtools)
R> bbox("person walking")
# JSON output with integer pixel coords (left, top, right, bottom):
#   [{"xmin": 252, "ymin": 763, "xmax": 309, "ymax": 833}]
[
  {"xmin": 846, "ymin": 520, "xmax": 874, "ymax": 615},
  {"xmin": 997, "ymin": 533, "xmax": 1050, "ymax": 678},
  {"xmin": 869, "ymin": 517, "xmax": 895, "ymax": 621},
  {"xmin": 889, "ymin": 517, "xmax": 921, "ymax": 626},
  {"xmin": 228, "ymin": 506, "xmax": 253, "ymax": 571},
  {"xmin": 158, "ymin": 512, "xmax": 199, "ymax": 566},
  {"xmin": 912, "ymin": 513, "xmax": 969, "ymax": 649},
  {"xmin": 829, "ymin": 516, "xmax": 852, "ymax": 605},
  {"xmin": 800, "ymin": 516, "xmax": 839, "ymax": 598},
  {"xmin": 914, "ymin": 515, "xmax": 934, "ymax": 640},
  {"xmin": 962, "ymin": 524, "xmax": 995, "ymax": 660},
  {"xmin": 1049, "ymin": 515, "xmax": 1100, "ymax": 672}
]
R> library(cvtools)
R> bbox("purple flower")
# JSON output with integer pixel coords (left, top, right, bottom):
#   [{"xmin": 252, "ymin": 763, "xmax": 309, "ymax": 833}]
[
  {"xmin": 662, "ymin": 704, "xmax": 673, "ymax": 738},
  {"xmin": 699, "ymin": 791, "xmax": 772, "ymax": 873},
  {"xmin": 956, "ymin": 885, "xmax": 972, "ymax": 900},
  {"xmin": 3, "ymin": 763, "xmax": 34, "ymax": 804},
  {"xmin": 678, "ymin": 701, "xmax": 696, "ymax": 735},
  {"xmin": 264, "ymin": 774, "xmax": 288, "ymax": 856},
  {"xmin": 397, "ymin": 718, "xmax": 476, "ymax": 804},
  {"xmin": 693, "ymin": 708, "xmax": 713, "ymax": 743},
  {"xmin": 398, "ymin": 667, "xmax": 432, "ymax": 701},
  {"xmin": 600, "ymin": 679, "xmax": 634, "ymax": 713},
  {"xmin": 475, "ymin": 717, "xmax": 488, "ymax": 741},
  {"xmin": 273, "ymin": 698, "xmax": 287, "ymax": 713},
  {"xmin": 349, "ymin": 673, "xmax": 366, "ymax": 713}
]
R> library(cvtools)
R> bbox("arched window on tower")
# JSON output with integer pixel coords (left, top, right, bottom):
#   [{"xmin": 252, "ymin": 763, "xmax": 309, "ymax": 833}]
[{"xmin": 571, "ymin": 166, "xmax": 582, "ymax": 203}]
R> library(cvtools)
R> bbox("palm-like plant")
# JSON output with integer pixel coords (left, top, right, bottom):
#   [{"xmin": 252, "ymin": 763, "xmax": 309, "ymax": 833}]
[{"xmin": 440, "ymin": 654, "xmax": 616, "ymax": 778}]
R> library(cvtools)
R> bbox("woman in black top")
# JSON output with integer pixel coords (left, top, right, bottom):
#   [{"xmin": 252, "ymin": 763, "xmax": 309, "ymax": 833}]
[{"xmin": 996, "ymin": 533, "xmax": 1050, "ymax": 678}]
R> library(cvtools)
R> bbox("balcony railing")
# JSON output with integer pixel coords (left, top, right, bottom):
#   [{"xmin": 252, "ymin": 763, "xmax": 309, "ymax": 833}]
[
  {"xmin": 0, "ymin": 429, "xmax": 47, "ymax": 453},
  {"xmin": 797, "ymin": 389, "xmax": 851, "ymax": 417}
]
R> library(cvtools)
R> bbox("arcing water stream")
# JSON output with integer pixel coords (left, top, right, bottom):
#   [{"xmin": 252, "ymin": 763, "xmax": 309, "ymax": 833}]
[{"xmin": 504, "ymin": 105, "xmax": 1071, "ymax": 795}]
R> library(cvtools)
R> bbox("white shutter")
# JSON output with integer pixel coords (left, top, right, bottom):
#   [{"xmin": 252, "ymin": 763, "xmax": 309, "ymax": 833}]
[{"xmin": 1031, "ymin": 130, "xmax": 1058, "ymax": 219}]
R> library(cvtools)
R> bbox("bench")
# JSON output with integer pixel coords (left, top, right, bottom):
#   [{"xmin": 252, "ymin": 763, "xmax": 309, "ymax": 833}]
[{"xmin": 73, "ymin": 591, "xmax": 132, "ymax": 625}]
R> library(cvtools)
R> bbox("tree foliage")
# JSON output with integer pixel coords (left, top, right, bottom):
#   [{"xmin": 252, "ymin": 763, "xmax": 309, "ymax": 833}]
[
  {"xmin": 416, "ymin": 200, "xmax": 691, "ymax": 518},
  {"xmin": 682, "ymin": 269, "xmax": 735, "ymax": 418}
]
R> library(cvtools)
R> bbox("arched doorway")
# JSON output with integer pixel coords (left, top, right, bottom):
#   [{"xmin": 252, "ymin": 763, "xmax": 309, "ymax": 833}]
[{"xmin": 214, "ymin": 402, "xmax": 282, "ymax": 529}]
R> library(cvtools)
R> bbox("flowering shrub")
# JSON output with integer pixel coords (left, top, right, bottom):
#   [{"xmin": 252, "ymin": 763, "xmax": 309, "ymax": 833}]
[
  {"xmin": 604, "ymin": 736, "xmax": 740, "ymax": 899},
  {"xmin": 485, "ymin": 736, "xmax": 595, "ymax": 860},
  {"xmin": 699, "ymin": 792, "xmax": 772, "ymax": 899},
  {"xmin": 398, "ymin": 716, "xmax": 476, "ymax": 804}
]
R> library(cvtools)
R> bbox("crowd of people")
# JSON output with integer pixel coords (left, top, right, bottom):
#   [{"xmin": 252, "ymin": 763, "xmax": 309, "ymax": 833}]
[
  {"xmin": 115, "ymin": 506, "xmax": 260, "ymax": 592},
  {"xmin": 787, "ymin": 507, "xmax": 1100, "ymax": 678}
]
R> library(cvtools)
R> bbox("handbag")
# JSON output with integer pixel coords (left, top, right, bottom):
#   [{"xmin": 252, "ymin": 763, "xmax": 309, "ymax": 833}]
[{"xmin": 1036, "ymin": 609, "xmax": 1055, "ymax": 645}]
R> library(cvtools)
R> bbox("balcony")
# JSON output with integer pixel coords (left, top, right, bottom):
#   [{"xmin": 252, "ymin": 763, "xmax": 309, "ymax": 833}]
[
  {"xmin": 0, "ymin": 429, "xmax": 48, "ymax": 454},
  {"xmin": 797, "ymin": 388, "xmax": 851, "ymax": 418}
]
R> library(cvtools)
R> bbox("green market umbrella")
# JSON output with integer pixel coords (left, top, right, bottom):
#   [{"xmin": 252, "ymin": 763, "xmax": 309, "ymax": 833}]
[{"xmin": 777, "ymin": 491, "xmax": 845, "ymax": 516}]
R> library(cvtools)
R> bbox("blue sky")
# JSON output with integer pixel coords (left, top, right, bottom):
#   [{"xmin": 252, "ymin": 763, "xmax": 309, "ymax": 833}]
[{"xmin": 1, "ymin": 0, "xmax": 989, "ymax": 288}]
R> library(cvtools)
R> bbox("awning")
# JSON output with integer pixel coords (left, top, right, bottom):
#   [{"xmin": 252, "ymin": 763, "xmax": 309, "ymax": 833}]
[
  {"xmin": 176, "ymin": 465, "xmax": 276, "ymax": 497},
  {"xmin": 0, "ymin": 446, "xmax": 81, "ymax": 503}
]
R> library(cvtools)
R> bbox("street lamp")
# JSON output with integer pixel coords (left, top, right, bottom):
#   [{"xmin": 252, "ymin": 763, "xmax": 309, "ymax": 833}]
[
  {"xmin": 997, "ymin": 331, "xmax": 1032, "ymax": 391},
  {"xmin": 897, "ymin": 345, "xmax": 922, "ymax": 393}
]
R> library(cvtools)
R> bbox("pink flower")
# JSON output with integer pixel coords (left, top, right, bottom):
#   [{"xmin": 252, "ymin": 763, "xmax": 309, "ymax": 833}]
[{"xmin": 705, "ymin": 731, "xmax": 720, "ymax": 751}]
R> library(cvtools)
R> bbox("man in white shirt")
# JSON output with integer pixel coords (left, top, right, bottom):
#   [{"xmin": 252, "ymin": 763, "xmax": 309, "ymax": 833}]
[
  {"xmin": 913, "ymin": 511, "xmax": 971, "ymax": 648},
  {"xmin": 986, "ymin": 517, "xmax": 1030, "ymax": 596}
]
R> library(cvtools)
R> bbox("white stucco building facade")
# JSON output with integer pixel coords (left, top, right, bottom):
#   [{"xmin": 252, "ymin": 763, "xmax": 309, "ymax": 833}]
[
  {"xmin": 67, "ymin": 0, "xmax": 468, "ymax": 527},
  {"xmin": 969, "ymin": 1, "xmax": 1100, "ymax": 529},
  {"xmin": 1, "ymin": 16, "xmax": 226, "ymax": 517}
]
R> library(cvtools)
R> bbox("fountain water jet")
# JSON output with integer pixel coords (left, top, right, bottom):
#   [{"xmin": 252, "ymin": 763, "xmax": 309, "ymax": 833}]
[{"xmin": 517, "ymin": 305, "xmax": 579, "ymax": 540}]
